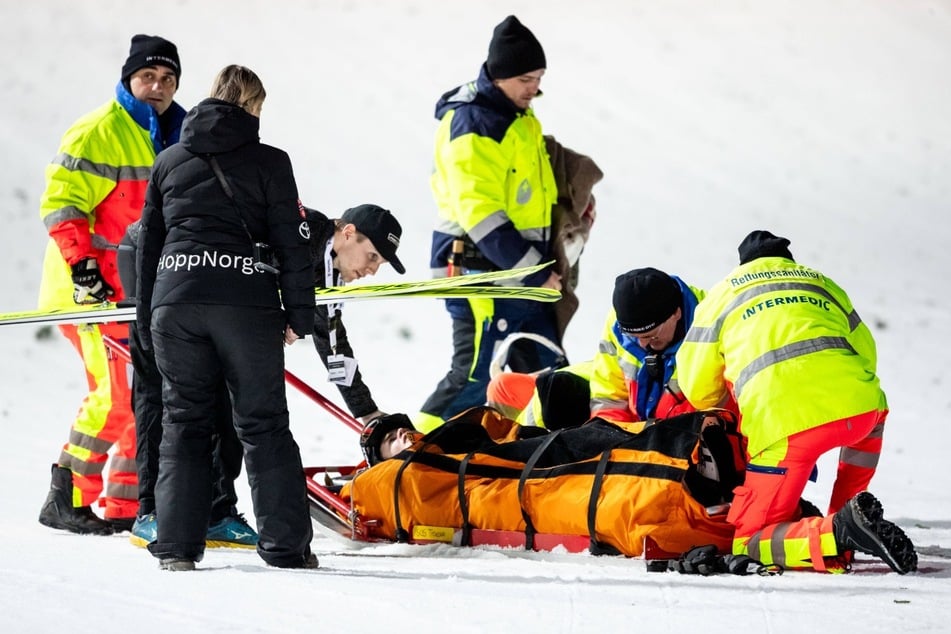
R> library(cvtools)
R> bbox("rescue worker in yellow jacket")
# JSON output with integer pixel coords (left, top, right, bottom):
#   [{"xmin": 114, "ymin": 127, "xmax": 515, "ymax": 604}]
[
  {"xmin": 589, "ymin": 268, "xmax": 720, "ymax": 432},
  {"xmin": 37, "ymin": 35, "xmax": 186, "ymax": 535},
  {"xmin": 676, "ymin": 230, "xmax": 917, "ymax": 574},
  {"xmin": 418, "ymin": 15, "xmax": 564, "ymax": 432}
]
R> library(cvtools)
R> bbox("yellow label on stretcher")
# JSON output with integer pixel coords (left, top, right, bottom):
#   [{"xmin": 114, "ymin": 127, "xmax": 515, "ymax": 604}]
[{"xmin": 412, "ymin": 525, "xmax": 456, "ymax": 542}]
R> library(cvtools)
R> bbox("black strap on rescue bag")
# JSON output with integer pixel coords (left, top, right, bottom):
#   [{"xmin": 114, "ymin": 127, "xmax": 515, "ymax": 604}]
[
  {"xmin": 392, "ymin": 443, "xmax": 436, "ymax": 543},
  {"xmin": 586, "ymin": 448, "xmax": 623, "ymax": 556},
  {"xmin": 516, "ymin": 430, "xmax": 563, "ymax": 550},
  {"xmin": 456, "ymin": 451, "xmax": 478, "ymax": 547}
]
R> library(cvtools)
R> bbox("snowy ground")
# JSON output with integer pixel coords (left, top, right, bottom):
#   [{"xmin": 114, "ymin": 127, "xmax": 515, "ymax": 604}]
[{"xmin": 1, "ymin": 1, "xmax": 949, "ymax": 632}]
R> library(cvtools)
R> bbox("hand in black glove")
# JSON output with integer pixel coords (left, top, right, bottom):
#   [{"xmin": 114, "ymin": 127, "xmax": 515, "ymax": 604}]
[
  {"xmin": 71, "ymin": 257, "xmax": 115, "ymax": 304},
  {"xmin": 668, "ymin": 544, "xmax": 719, "ymax": 575},
  {"xmin": 668, "ymin": 544, "xmax": 784, "ymax": 576}
]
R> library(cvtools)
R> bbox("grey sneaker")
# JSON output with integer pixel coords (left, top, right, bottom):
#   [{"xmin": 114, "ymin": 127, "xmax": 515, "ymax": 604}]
[
  {"xmin": 159, "ymin": 558, "xmax": 196, "ymax": 572},
  {"xmin": 832, "ymin": 492, "xmax": 917, "ymax": 574}
]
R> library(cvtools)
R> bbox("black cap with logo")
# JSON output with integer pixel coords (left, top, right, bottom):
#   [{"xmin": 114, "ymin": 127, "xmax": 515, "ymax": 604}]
[{"xmin": 341, "ymin": 204, "xmax": 405, "ymax": 274}]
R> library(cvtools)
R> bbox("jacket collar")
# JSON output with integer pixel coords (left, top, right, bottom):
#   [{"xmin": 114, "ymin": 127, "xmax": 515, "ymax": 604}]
[{"xmin": 114, "ymin": 81, "xmax": 186, "ymax": 154}]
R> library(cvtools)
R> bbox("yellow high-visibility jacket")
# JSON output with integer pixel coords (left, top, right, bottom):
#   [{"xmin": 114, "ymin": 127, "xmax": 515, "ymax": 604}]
[
  {"xmin": 589, "ymin": 278, "xmax": 707, "ymax": 428},
  {"xmin": 38, "ymin": 84, "xmax": 185, "ymax": 310},
  {"xmin": 676, "ymin": 256, "xmax": 886, "ymax": 457},
  {"xmin": 429, "ymin": 67, "xmax": 557, "ymax": 291}
]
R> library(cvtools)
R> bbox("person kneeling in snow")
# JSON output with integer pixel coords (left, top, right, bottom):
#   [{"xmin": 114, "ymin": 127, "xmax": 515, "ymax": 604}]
[{"xmin": 676, "ymin": 230, "xmax": 917, "ymax": 574}]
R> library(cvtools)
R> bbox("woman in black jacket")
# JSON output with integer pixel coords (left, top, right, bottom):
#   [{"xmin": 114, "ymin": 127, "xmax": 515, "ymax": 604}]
[{"xmin": 136, "ymin": 65, "xmax": 316, "ymax": 570}]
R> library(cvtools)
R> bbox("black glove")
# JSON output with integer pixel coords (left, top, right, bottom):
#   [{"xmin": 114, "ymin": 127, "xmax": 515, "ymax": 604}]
[
  {"xmin": 668, "ymin": 544, "xmax": 719, "ymax": 575},
  {"xmin": 669, "ymin": 545, "xmax": 784, "ymax": 576},
  {"xmin": 71, "ymin": 258, "xmax": 115, "ymax": 304}
]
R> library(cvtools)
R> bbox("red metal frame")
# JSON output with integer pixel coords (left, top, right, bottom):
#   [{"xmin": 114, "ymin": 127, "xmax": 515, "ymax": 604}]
[{"xmin": 102, "ymin": 334, "xmax": 673, "ymax": 563}]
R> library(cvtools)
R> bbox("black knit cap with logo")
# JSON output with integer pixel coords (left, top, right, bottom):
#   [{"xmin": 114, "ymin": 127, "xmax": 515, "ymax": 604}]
[
  {"xmin": 121, "ymin": 34, "xmax": 181, "ymax": 84},
  {"xmin": 613, "ymin": 268, "xmax": 682, "ymax": 335},
  {"xmin": 341, "ymin": 204, "xmax": 406, "ymax": 274},
  {"xmin": 486, "ymin": 15, "xmax": 547, "ymax": 79}
]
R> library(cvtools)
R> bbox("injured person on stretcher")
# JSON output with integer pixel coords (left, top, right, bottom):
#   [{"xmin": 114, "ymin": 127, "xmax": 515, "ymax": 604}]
[{"xmin": 343, "ymin": 406, "xmax": 744, "ymax": 558}]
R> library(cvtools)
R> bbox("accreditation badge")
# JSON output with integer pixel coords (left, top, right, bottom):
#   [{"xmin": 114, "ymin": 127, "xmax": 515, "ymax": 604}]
[{"xmin": 327, "ymin": 353, "xmax": 357, "ymax": 387}]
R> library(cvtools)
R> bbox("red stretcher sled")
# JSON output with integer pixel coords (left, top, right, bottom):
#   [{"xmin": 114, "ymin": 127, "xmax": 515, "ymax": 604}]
[{"xmin": 102, "ymin": 334, "xmax": 682, "ymax": 569}]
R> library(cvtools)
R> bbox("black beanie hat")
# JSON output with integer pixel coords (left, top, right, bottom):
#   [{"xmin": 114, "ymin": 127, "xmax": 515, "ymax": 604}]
[
  {"xmin": 359, "ymin": 414, "xmax": 415, "ymax": 466},
  {"xmin": 486, "ymin": 15, "xmax": 546, "ymax": 79},
  {"xmin": 613, "ymin": 268, "xmax": 682, "ymax": 335},
  {"xmin": 121, "ymin": 34, "xmax": 181, "ymax": 84},
  {"xmin": 737, "ymin": 230, "xmax": 794, "ymax": 265}
]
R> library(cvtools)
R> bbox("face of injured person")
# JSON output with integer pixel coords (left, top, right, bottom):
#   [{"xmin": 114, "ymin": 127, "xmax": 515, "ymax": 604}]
[{"xmin": 379, "ymin": 427, "xmax": 417, "ymax": 460}]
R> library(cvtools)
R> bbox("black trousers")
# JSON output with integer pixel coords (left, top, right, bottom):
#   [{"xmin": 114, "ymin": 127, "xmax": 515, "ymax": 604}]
[
  {"xmin": 129, "ymin": 320, "xmax": 241, "ymax": 521},
  {"xmin": 148, "ymin": 304, "xmax": 312, "ymax": 566}
]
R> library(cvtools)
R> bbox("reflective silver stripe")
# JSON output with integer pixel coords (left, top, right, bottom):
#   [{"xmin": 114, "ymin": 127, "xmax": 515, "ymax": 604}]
[
  {"xmin": 105, "ymin": 481, "xmax": 138, "ymax": 501},
  {"xmin": 467, "ymin": 210, "xmax": 548, "ymax": 247},
  {"xmin": 522, "ymin": 405, "xmax": 539, "ymax": 427},
  {"xmin": 667, "ymin": 377, "xmax": 682, "ymax": 394},
  {"xmin": 511, "ymin": 247, "xmax": 544, "ymax": 270},
  {"xmin": 444, "ymin": 82, "xmax": 477, "ymax": 104},
  {"xmin": 52, "ymin": 152, "xmax": 152, "ymax": 182},
  {"xmin": 867, "ymin": 421, "xmax": 885, "ymax": 438},
  {"xmin": 520, "ymin": 227, "xmax": 547, "ymax": 242},
  {"xmin": 67, "ymin": 428, "xmax": 114, "ymax": 456},
  {"xmin": 756, "ymin": 281, "xmax": 863, "ymax": 331},
  {"xmin": 58, "ymin": 452, "xmax": 106, "ymax": 477},
  {"xmin": 684, "ymin": 324, "xmax": 718, "ymax": 344},
  {"xmin": 591, "ymin": 397, "xmax": 628, "ymax": 411},
  {"xmin": 745, "ymin": 533, "xmax": 761, "ymax": 560},
  {"xmin": 733, "ymin": 336, "xmax": 857, "ymax": 399},
  {"xmin": 839, "ymin": 447, "xmax": 880, "ymax": 469},
  {"xmin": 42, "ymin": 205, "xmax": 87, "ymax": 230},
  {"xmin": 109, "ymin": 455, "xmax": 138, "ymax": 474},
  {"xmin": 468, "ymin": 210, "xmax": 510, "ymax": 242},
  {"xmin": 597, "ymin": 338, "xmax": 616, "ymax": 355},
  {"xmin": 693, "ymin": 281, "xmax": 862, "ymax": 344},
  {"xmin": 617, "ymin": 358, "xmax": 638, "ymax": 382},
  {"xmin": 434, "ymin": 217, "xmax": 464, "ymax": 234},
  {"xmin": 91, "ymin": 234, "xmax": 119, "ymax": 250},
  {"xmin": 769, "ymin": 522, "xmax": 792, "ymax": 567}
]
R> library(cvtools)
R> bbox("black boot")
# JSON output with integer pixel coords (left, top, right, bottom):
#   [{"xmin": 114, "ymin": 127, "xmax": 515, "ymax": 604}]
[
  {"xmin": 38, "ymin": 464, "xmax": 115, "ymax": 536},
  {"xmin": 832, "ymin": 491, "xmax": 917, "ymax": 574}
]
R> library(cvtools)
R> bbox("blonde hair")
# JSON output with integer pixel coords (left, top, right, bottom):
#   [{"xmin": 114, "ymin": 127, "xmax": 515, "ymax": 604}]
[{"xmin": 209, "ymin": 65, "xmax": 266, "ymax": 113}]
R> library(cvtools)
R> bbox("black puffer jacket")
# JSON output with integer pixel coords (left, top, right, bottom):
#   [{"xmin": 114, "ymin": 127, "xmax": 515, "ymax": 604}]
[{"xmin": 136, "ymin": 98, "xmax": 314, "ymax": 339}]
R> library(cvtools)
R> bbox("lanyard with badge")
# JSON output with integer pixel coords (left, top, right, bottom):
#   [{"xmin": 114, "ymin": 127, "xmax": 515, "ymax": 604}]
[{"xmin": 324, "ymin": 239, "xmax": 358, "ymax": 386}]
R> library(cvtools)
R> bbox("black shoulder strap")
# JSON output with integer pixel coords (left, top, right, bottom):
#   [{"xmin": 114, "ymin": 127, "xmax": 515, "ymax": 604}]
[
  {"xmin": 586, "ymin": 448, "xmax": 623, "ymax": 556},
  {"xmin": 203, "ymin": 154, "xmax": 255, "ymax": 246},
  {"xmin": 456, "ymin": 451, "xmax": 477, "ymax": 547},
  {"xmin": 516, "ymin": 430, "xmax": 563, "ymax": 550}
]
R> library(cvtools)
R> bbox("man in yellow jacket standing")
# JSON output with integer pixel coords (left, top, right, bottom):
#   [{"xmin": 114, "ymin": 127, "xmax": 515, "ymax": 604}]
[
  {"xmin": 418, "ymin": 15, "xmax": 564, "ymax": 432},
  {"xmin": 676, "ymin": 230, "xmax": 916, "ymax": 574},
  {"xmin": 37, "ymin": 35, "xmax": 186, "ymax": 534}
]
